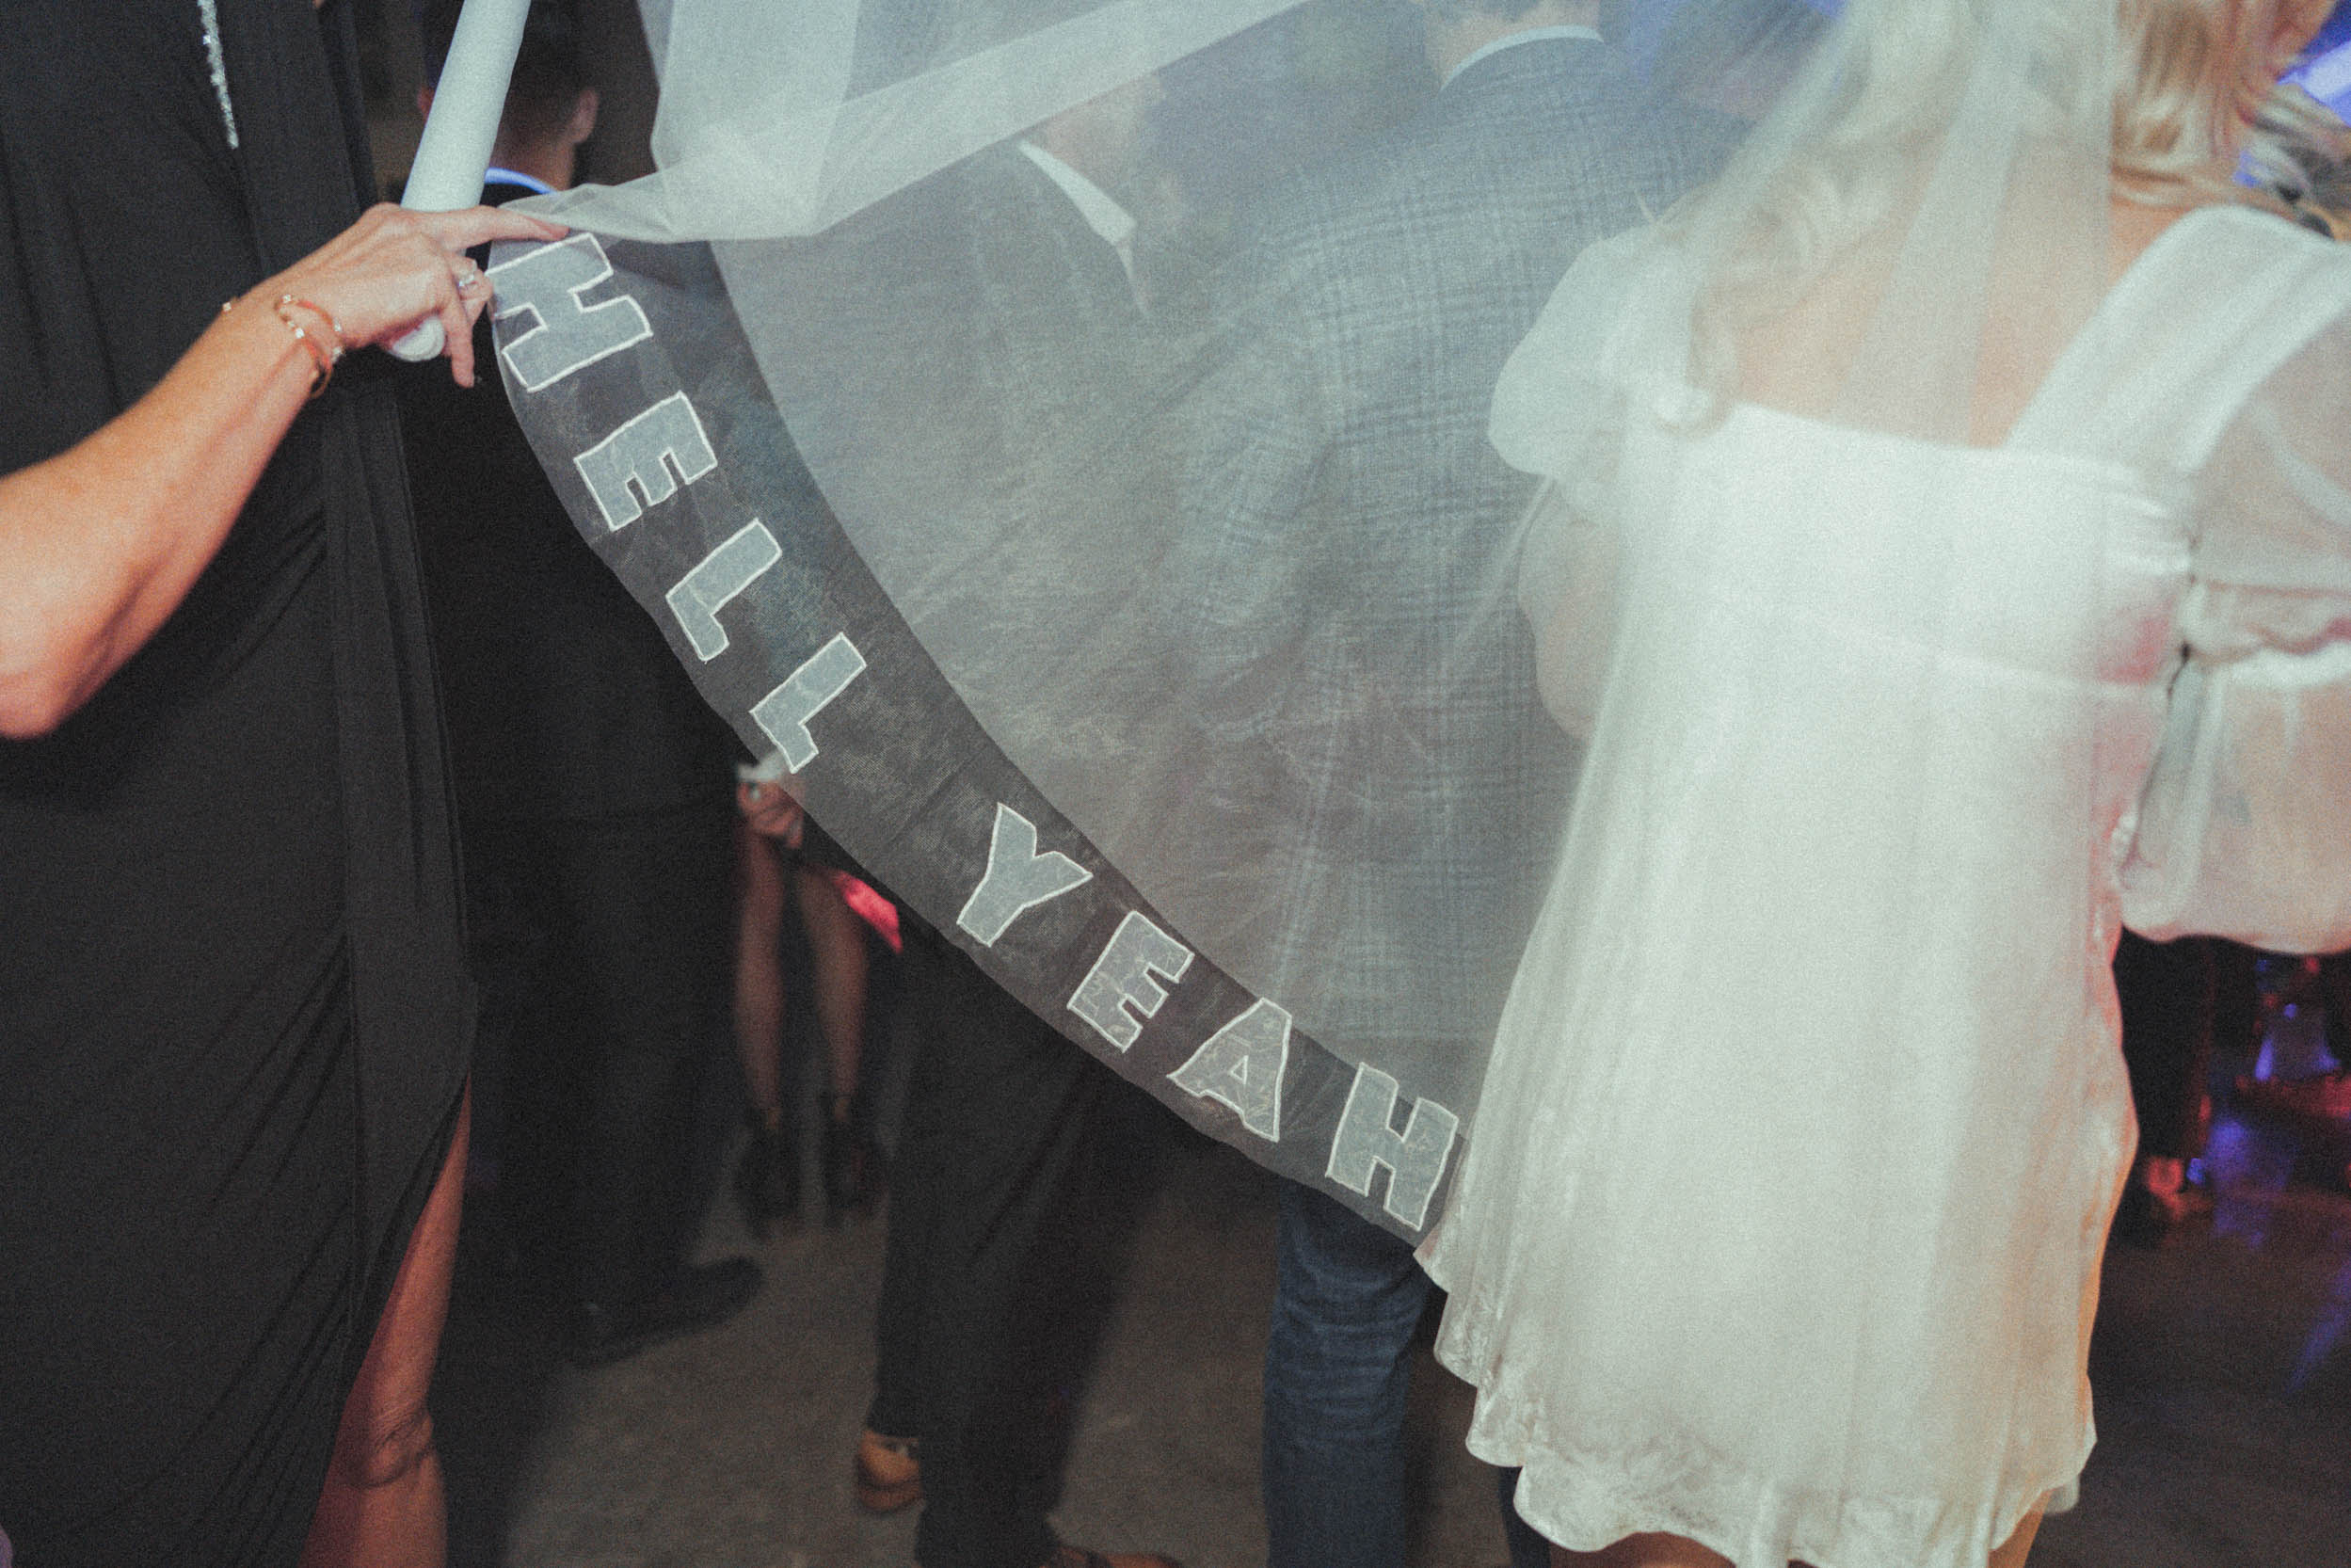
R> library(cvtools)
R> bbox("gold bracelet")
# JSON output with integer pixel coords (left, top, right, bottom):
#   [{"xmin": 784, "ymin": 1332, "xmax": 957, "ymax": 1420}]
[
  {"xmin": 273, "ymin": 295, "xmax": 344, "ymax": 400},
  {"xmin": 219, "ymin": 291, "xmax": 344, "ymax": 400}
]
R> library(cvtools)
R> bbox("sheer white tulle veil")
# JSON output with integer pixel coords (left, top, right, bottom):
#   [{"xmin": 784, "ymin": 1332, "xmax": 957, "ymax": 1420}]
[
  {"xmin": 499, "ymin": 0, "xmax": 1754, "ymax": 1235},
  {"xmin": 479, "ymin": 0, "xmax": 2351, "ymax": 1559},
  {"xmin": 486, "ymin": 0, "xmax": 2351, "ymax": 1495}
]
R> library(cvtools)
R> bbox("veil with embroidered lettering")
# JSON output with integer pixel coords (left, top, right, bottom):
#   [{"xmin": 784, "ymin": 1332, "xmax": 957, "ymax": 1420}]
[
  {"xmin": 488, "ymin": 0, "xmax": 1789, "ymax": 1234},
  {"xmin": 482, "ymin": 0, "xmax": 2349, "ymax": 1290}
]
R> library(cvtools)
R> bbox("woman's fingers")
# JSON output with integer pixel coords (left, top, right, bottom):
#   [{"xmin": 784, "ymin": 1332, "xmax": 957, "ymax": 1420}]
[
  {"xmin": 268, "ymin": 204, "xmax": 572, "ymax": 385},
  {"xmin": 392, "ymin": 206, "xmax": 566, "ymax": 386},
  {"xmin": 414, "ymin": 203, "xmax": 568, "ymax": 252},
  {"xmin": 439, "ymin": 272, "xmax": 478, "ymax": 387}
]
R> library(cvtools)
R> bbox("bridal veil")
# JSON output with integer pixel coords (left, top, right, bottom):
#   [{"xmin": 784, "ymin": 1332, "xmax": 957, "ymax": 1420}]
[{"xmin": 482, "ymin": 0, "xmax": 2351, "ymax": 1268}]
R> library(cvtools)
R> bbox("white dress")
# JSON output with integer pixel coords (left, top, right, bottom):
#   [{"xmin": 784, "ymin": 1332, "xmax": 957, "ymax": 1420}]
[{"xmin": 1422, "ymin": 204, "xmax": 2351, "ymax": 1568}]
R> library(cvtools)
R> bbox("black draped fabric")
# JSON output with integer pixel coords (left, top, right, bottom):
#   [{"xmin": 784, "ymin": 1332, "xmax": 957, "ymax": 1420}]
[
  {"xmin": 0, "ymin": 3, "xmax": 472, "ymax": 1563},
  {"xmin": 401, "ymin": 182, "xmax": 741, "ymax": 824}
]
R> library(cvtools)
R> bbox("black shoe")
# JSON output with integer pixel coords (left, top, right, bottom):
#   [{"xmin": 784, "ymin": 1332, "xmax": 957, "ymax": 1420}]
[
  {"xmin": 567, "ymin": 1256, "xmax": 763, "ymax": 1368},
  {"xmin": 732, "ymin": 1112, "xmax": 800, "ymax": 1238},
  {"xmin": 821, "ymin": 1112, "xmax": 888, "ymax": 1225}
]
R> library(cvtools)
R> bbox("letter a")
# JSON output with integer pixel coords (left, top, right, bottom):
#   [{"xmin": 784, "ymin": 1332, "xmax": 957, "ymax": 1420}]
[{"xmin": 1170, "ymin": 999, "xmax": 1290, "ymax": 1142}]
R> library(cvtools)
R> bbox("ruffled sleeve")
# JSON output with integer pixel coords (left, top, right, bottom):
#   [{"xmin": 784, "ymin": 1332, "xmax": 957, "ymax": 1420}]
[
  {"xmin": 1491, "ymin": 225, "xmax": 1688, "ymax": 736},
  {"xmin": 2120, "ymin": 311, "xmax": 2351, "ymax": 952}
]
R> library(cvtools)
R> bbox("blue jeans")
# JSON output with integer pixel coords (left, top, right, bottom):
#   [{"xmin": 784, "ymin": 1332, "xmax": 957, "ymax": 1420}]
[{"xmin": 1263, "ymin": 1180, "xmax": 1549, "ymax": 1568}]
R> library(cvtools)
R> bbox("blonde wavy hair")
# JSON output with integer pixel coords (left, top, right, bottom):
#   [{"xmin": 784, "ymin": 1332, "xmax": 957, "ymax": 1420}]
[
  {"xmin": 2117, "ymin": 0, "xmax": 2348, "ymax": 203},
  {"xmin": 1681, "ymin": 0, "xmax": 2347, "ymax": 398}
]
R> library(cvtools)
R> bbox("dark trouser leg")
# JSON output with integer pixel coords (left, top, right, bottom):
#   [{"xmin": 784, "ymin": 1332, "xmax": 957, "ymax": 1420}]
[
  {"xmin": 866, "ymin": 952, "xmax": 937, "ymax": 1445},
  {"xmin": 877, "ymin": 933, "xmax": 1104, "ymax": 1568},
  {"xmin": 461, "ymin": 822, "xmax": 565, "ymax": 1273},
  {"xmin": 574, "ymin": 802, "xmax": 734, "ymax": 1309},
  {"xmin": 1262, "ymin": 1180, "xmax": 1432, "ymax": 1568},
  {"xmin": 520, "ymin": 801, "xmax": 735, "ymax": 1312},
  {"xmin": 2115, "ymin": 931, "xmax": 2215, "ymax": 1160}
]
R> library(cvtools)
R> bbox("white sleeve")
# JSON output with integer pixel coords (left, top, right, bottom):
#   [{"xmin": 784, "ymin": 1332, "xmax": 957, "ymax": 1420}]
[
  {"xmin": 1495, "ymin": 226, "xmax": 1683, "ymax": 739},
  {"xmin": 2121, "ymin": 312, "xmax": 2351, "ymax": 952}
]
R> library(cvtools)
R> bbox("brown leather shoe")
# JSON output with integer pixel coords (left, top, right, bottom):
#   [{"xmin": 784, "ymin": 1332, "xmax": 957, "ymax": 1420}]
[
  {"xmin": 854, "ymin": 1429, "xmax": 921, "ymax": 1513},
  {"xmin": 1042, "ymin": 1546, "xmax": 1182, "ymax": 1568}
]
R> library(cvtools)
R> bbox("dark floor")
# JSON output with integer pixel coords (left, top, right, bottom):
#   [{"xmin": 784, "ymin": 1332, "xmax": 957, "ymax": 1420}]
[{"xmin": 432, "ymin": 1056, "xmax": 2351, "ymax": 1568}]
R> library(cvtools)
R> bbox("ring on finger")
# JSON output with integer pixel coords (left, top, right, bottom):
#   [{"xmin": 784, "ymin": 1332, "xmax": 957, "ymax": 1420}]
[{"xmin": 456, "ymin": 266, "xmax": 484, "ymax": 292}]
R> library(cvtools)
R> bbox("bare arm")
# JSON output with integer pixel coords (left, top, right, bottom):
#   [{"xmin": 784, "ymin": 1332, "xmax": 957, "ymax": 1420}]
[{"xmin": 0, "ymin": 202, "xmax": 564, "ymax": 738}]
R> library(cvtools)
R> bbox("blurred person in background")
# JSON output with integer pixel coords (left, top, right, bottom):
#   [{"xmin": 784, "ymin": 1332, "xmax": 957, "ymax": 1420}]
[
  {"xmin": 400, "ymin": 0, "xmax": 760, "ymax": 1368},
  {"xmin": 730, "ymin": 758, "xmax": 894, "ymax": 1236},
  {"xmin": 833, "ymin": 70, "xmax": 1186, "ymax": 1568},
  {"xmin": 1166, "ymin": 3, "xmax": 1741, "ymax": 1564}
]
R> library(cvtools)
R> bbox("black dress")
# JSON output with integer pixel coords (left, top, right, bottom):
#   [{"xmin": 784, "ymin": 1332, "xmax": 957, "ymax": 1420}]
[{"xmin": 0, "ymin": 4, "xmax": 472, "ymax": 1563}]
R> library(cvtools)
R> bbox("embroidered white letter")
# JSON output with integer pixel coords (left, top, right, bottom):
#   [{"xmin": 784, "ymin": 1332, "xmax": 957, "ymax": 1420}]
[
  {"xmin": 1326, "ymin": 1063, "xmax": 1457, "ymax": 1229},
  {"xmin": 665, "ymin": 520, "xmax": 782, "ymax": 661},
  {"xmin": 1169, "ymin": 999, "xmax": 1291, "ymax": 1142},
  {"xmin": 490, "ymin": 233, "xmax": 653, "ymax": 392},
  {"xmin": 575, "ymin": 393, "xmax": 718, "ymax": 531},
  {"xmin": 956, "ymin": 805, "xmax": 1094, "ymax": 946},
  {"xmin": 1068, "ymin": 912, "xmax": 1192, "ymax": 1052},
  {"xmin": 749, "ymin": 633, "xmax": 867, "ymax": 770}
]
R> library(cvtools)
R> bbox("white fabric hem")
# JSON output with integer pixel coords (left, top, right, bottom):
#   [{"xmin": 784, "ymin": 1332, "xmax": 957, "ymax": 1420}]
[{"xmin": 1427, "ymin": 1307, "xmax": 2089, "ymax": 1568}]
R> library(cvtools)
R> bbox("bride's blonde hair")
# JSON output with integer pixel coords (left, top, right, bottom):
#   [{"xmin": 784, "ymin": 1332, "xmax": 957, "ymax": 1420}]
[
  {"xmin": 2117, "ymin": 0, "xmax": 2348, "ymax": 203},
  {"xmin": 1682, "ymin": 0, "xmax": 2346, "ymax": 399}
]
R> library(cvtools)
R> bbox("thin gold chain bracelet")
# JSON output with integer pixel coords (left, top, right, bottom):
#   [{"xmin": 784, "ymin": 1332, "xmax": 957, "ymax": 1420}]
[{"xmin": 219, "ymin": 292, "xmax": 347, "ymax": 399}]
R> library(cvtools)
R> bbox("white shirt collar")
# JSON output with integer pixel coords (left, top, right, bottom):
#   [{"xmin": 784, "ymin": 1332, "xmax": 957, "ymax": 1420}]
[
  {"xmin": 1443, "ymin": 24, "xmax": 1603, "ymax": 89},
  {"xmin": 1016, "ymin": 141, "xmax": 1137, "ymax": 255},
  {"xmin": 485, "ymin": 166, "xmax": 558, "ymax": 198}
]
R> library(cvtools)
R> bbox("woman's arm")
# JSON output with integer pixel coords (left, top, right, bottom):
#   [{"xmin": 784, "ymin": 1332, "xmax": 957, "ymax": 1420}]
[
  {"xmin": 0, "ymin": 202, "xmax": 563, "ymax": 738},
  {"xmin": 2119, "ymin": 312, "xmax": 2351, "ymax": 954}
]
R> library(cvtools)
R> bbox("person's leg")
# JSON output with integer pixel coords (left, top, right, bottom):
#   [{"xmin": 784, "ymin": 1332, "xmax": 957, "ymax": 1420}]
[
  {"xmin": 2114, "ymin": 932, "xmax": 2216, "ymax": 1242},
  {"xmin": 298, "ymin": 1094, "xmax": 469, "ymax": 1568},
  {"xmin": 1550, "ymin": 1537, "xmax": 1729, "ymax": 1568},
  {"xmin": 457, "ymin": 819, "xmax": 567, "ymax": 1273},
  {"xmin": 1262, "ymin": 1179, "xmax": 1433, "ymax": 1568},
  {"xmin": 799, "ymin": 866, "xmax": 871, "ymax": 1108},
  {"xmin": 561, "ymin": 802, "xmax": 760, "ymax": 1356},
  {"xmin": 1989, "ymin": 1510, "xmax": 2043, "ymax": 1568},
  {"xmin": 730, "ymin": 823, "xmax": 799, "ymax": 1232},
  {"xmin": 798, "ymin": 865, "xmax": 882, "ymax": 1217},
  {"xmin": 864, "ymin": 933, "xmax": 955, "ymax": 1502},
  {"xmin": 901, "ymin": 941, "xmax": 1106, "ymax": 1568},
  {"xmin": 733, "ymin": 821, "xmax": 791, "ymax": 1131},
  {"xmin": 1544, "ymin": 1508, "xmax": 2042, "ymax": 1568},
  {"xmin": 2116, "ymin": 933, "xmax": 2215, "ymax": 1161},
  {"xmin": 1495, "ymin": 1467, "xmax": 1551, "ymax": 1568}
]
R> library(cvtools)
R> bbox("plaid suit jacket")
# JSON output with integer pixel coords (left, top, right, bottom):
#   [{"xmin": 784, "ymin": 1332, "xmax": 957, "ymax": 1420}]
[{"xmin": 1171, "ymin": 37, "xmax": 1737, "ymax": 1101}]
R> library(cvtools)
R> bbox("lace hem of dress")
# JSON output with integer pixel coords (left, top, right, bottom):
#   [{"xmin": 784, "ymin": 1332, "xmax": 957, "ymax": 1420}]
[{"xmin": 1434, "ymin": 1318, "xmax": 2087, "ymax": 1568}]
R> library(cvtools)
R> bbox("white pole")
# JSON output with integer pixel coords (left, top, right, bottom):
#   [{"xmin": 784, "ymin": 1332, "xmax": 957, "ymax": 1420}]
[{"xmin": 389, "ymin": 0, "xmax": 535, "ymax": 361}]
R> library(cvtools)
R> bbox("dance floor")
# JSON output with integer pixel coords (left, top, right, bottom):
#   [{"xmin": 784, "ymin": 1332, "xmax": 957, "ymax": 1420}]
[{"xmin": 433, "ymin": 1071, "xmax": 2351, "ymax": 1568}]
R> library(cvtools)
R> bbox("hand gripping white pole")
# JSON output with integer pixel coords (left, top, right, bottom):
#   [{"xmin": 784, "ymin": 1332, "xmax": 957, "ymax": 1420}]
[{"xmin": 388, "ymin": 0, "xmax": 534, "ymax": 362}]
